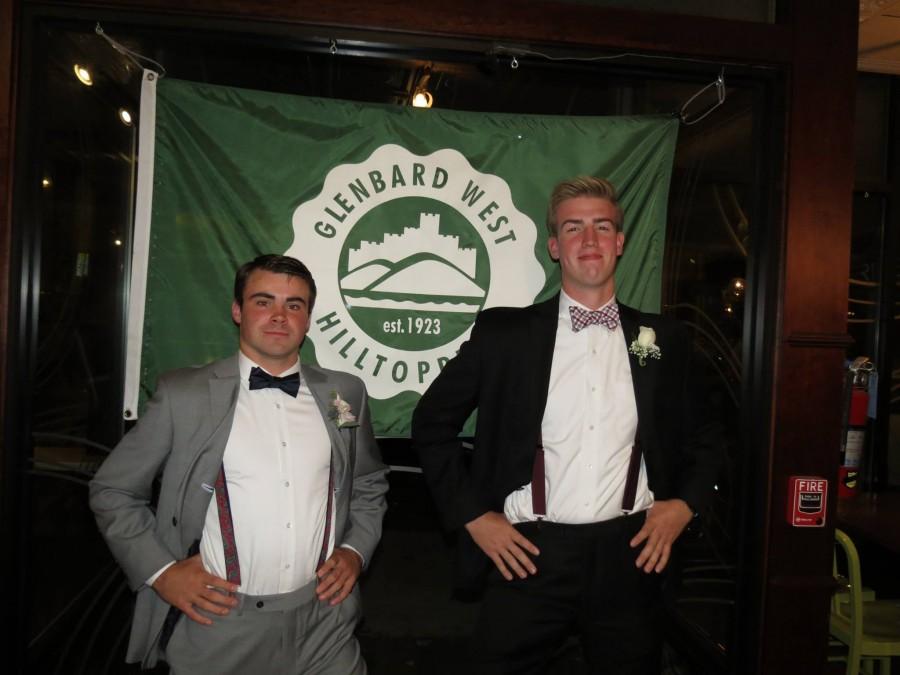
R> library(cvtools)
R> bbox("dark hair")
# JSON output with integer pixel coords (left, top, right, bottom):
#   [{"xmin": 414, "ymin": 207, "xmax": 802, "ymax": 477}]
[
  {"xmin": 546, "ymin": 176, "xmax": 623, "ymax": 236},
  {"xmin": 233, "ymin": 254, "xmax": 317, "ymax": 311}
]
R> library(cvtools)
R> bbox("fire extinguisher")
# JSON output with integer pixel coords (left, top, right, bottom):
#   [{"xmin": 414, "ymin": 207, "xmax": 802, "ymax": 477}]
[{"xmin": 838, "ymin": 357, "xmax": 874, "ymax": 498}]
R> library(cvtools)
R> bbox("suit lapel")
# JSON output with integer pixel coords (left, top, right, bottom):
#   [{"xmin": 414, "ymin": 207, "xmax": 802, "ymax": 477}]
[
  {"xmin": 532, "ymin": 296, "xmax": 560, "ymax": 426},
  {"xmin": 303, "ymin": 364, "xmax": 348, "ymax": 484},
  {"xmin": 176, "ymin": 356, "xmax": 240, "ymax": 513},
  {"xmin": 197, "ymin": 356, "xmax": 240, "ymax": 465},
  {"xmin": 618, "ymin": 303, "xmax": 656, "ymax": 437},
  {"xmin": 209, "ymin": 367, "xmax": 239, "ymax": 428}
]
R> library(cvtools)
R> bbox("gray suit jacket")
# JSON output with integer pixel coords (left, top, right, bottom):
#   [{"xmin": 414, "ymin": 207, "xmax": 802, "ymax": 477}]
[{"xmin": 89, "ymin": 354, "xmax": 388, "ymax": 668}]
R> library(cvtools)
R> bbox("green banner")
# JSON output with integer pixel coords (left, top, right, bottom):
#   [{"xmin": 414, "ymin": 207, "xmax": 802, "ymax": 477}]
[{"xmin": 126, "ymin": 73, "xmax": 678, "ymax": 437}]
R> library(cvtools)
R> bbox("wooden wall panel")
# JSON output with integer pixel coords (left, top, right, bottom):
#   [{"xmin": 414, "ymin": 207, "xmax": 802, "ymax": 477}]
[
  {"xmin": 761, "ymin": 1, "xmax": 859, "ymax": 672},
  {"xmin": 0, "ymin": 0, "xmax": 18, "ymax": 493},
  {"xmin": 0, "ymin": 0, "xmax": 19, "ymax": 661},
  {"xmin": 39, "ymin": 0, "xmax": 791, "ymax": 63}
]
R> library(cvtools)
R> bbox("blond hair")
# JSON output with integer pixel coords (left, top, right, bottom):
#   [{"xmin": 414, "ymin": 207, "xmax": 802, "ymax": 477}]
[{"xmin": 546, "ymin": 176, "xmax": 623, "ymax": 236}]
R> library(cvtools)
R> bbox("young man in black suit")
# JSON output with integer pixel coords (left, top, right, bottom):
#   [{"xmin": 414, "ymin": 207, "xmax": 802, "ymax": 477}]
[{"xmin": 412, "ymin": 176, "xmax": 720, "ymax": 674}]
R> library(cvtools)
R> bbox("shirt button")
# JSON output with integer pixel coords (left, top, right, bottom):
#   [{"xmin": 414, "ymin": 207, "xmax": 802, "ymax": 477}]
[
  {"xmin": 275, "ymin": 403, "xmax": 281, "ymax": 409},
  {"xmin": 589, "ymin": 425, "xmax": 595, "ymax": 430},
  {"xmin": 285, "ymin": 563, "xmax": 291, "ymax": 569},
  {"xmin": 284, "ymin": 481, "xmax": 290, "ymax": 487},
  {"xmin": 588, "ymin": 464, "xmax": 593, "ymax": 469},
  {"xmin": 286, "ymin": 522, "xmax": 292, "ymax": 529},
  {"xmin": 256, "ymin": 600, "xmax": 264, "ymax": 608},
  {"xmin": 281, "ymin": 441, "xmax": 287, "ymax": 447}
]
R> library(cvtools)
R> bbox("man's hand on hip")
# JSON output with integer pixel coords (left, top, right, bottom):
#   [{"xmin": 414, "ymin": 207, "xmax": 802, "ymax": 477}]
[
  {"xmin": 629, "ymin": 498, "xmax": 693, "ymax": 573},
  {"xmin": 316, "ymin": 547, "xmax": 362, "ymax": 605},
  {"xmin": 152, "ymin": 554, "xmax": 239, "ymax": 625},
  {"xmin": 465, "ymin": 511, "xmax": 540, "ymax": 581}
]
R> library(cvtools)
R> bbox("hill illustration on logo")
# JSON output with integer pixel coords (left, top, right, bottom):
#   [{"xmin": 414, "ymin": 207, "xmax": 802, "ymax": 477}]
[
  {"xmin": 289, "ymin": 144, "xmax": 544, "ymax": 399},
  {"xmin": 342, "ymin": 211, "xmax": 484, "ymax": 312},
  {"xmin": 339, "ymin": 203, "xmax": 489, "ymax": 351}
]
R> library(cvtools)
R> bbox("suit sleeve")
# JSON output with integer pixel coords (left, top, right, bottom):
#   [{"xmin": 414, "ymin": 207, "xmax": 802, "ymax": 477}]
[
  {"xmin": 341, "ymin": 381, "xmax": 388, "ymax": 566},
  {"xmin": 88, "ymin": 377, "xmax": 179, "ymax": 590},
  {"xmin": 412, "ymin": 315, "xmax": 492, "ymax": 531}
]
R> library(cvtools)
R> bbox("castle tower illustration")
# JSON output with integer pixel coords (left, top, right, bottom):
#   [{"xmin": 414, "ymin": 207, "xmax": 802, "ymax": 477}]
[
  {"xmin": 340, "ymin": 211, "xmax": 486, "ymax": 311},
  {"xmin": 348, "ymin": 212, "xmax": 476, "ymax": 277}
]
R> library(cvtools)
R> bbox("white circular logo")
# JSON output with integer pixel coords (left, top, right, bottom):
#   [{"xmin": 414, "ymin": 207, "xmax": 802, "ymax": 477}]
[{"xmin": 288, "ymin": 144, "xmax": 544, "ymax": 398}]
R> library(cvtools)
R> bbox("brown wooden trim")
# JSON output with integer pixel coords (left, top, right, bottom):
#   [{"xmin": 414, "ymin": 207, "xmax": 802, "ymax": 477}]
[
  {"xmin": 0, "ymin": 0, "xmax": 19, "ymax": 494},
  {"xmin": 0, "ymin": 1, "xmax": 20, "ymax": 660},
  {"xmin": 761, "ymin": 0, "xmax": 859, "ymax": 673},
  {"xmin": 33, "ymin": 0, "xmax": 792, "ymax": 64},
  {"xmin": 786, "ymin": 332, "xmax": 855, "ymax": 349}
]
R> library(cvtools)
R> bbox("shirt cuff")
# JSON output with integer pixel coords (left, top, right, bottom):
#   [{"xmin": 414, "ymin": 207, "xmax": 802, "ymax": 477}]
[
  {"xmin": 339, "ymin": 544, "xmax": 365, "ymax": 568},
  {"xmin": 145, "ymin": 560, "xmax": 176, "ymax": 588}
]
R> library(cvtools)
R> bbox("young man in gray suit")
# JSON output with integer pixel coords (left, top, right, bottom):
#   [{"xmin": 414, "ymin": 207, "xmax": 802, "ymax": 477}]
[
  {"xmin": 90, "ymin": 254, "xmax": 388, "ymax": 674},
  {"xmin": 413, "ymin": 177, "xmax": 720, "ymax": 674}
]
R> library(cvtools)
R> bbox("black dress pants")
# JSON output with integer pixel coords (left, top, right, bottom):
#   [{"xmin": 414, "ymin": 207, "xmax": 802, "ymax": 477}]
[{"xmin": 469, "ymin": 511, "xmax": 661, "ymax": 675}]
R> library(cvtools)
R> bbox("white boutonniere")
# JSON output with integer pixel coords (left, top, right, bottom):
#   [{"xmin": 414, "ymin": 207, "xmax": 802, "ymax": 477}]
[
  {"xmin": 628, "ymin": 326, "xmax": 661, "ymax": 366},
  {"xmin": 330, "ymin": 392, "xmax": 358, "ymax": 428}
]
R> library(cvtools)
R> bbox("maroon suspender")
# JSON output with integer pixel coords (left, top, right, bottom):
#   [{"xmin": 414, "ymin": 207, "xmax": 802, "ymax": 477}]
[
  {"xmin": 214, "ymin": 465, "xmax": 241, "ymax": 585},
  {"xmin": 531, "ymin": 428, "xmax": 643, "ymax": 517},
  {"xmin": 621, "ymin": 426, "xmax": 642, "ymax": 512},
  {"xmin": 214, "ymin": 460, "xmax": 336, "ymax": 585},
  {"xmin": 531, "ymin": 438, "xmax": 547, "ymax": 519}
]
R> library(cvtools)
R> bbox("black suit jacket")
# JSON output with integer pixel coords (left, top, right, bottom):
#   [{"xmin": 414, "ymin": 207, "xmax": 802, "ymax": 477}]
[{"xmin": 412, "ymin": 295, "xmax": 720, "ymax": 592}]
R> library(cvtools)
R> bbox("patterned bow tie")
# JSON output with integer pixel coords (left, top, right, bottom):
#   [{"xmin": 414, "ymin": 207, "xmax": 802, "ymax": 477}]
[
  {"xmin": 248, "ymin": 367, "xmax": 300, "ymax": 397},
  {"xmin": 569, "ymin": 303, "xmax": 620, "ymax": 332}
]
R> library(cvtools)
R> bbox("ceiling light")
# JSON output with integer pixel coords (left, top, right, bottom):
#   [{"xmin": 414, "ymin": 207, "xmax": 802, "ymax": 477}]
[
  {"xmin": 73, "ymin": 64, "xmax": 93, "ymax": 86},
  {"xmin": 412, "ymin": 90, "xmax": 433, "ymax": 108},
  {"xmin": 118, "ymin": 108, "xmax": 133, "ymax": 126},
  {"xmin": 41, "ymin": 177, "xmax": 51, "ymax": 189}
]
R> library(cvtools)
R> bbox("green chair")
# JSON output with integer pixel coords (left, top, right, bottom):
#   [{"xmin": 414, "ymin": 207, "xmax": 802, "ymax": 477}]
[{"xmin": 830, "ymin": 528, "xmax": 900, "ymax": 675}]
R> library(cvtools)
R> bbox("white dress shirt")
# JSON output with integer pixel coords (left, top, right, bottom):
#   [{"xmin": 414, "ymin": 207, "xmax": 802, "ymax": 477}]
[
  {"xmin": 196, "ymin": 352, "xmax": 333, "ymax": 595},
  {"xmin": 504, "ymin": 292, "xmax": 654, "ymax": 524}
]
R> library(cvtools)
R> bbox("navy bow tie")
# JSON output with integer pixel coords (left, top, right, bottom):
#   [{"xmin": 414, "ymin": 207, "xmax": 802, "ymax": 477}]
[{"xmin": 248, "ymin": 367, "xmax": 300, "ymax": 397}]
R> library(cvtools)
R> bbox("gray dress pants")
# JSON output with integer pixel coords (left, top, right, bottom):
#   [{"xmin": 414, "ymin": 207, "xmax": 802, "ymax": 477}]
[{"xmin": 165, "ymin": 578, "xmax": 365, "ymax": 675}]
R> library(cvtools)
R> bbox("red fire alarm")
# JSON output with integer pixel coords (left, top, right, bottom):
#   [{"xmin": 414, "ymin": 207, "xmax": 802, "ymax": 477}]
[{"xmin": 786, "ymin": 476, "xmax": 828, "ymax": 527}]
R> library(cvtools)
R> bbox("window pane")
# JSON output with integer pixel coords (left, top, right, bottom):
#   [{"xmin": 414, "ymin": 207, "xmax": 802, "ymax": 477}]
[
  {"xmin": 854, "ymin": 74, "xmax": 890, "ymax": 185},
  {"xmin": 847, "ymin": 192, "xmax": 886, "ymax": 358},
  {"xmin": 24, "ymin": 22, "xmax": 141, "ymax": 673}
]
